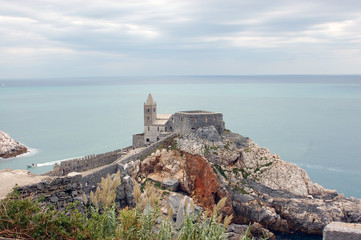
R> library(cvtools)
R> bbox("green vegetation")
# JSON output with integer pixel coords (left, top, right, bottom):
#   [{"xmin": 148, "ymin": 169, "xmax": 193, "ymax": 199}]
[
  {"xmin": 203, "ymin": 144, "xmax": 220, "ymax": 155},
  {"xmin": 0, "ymin": 173, "xmax": 235, "ymax": 240},
  {"xmin": 233, "ymin": 185, "xmax": 249, "ymax": 195},
  {"xmin": 203, "ymin": 144, "xmax": 210, "ymax": 155},
  {"xmin": 239, "ymin": 168, "xmax": 250, "ymax": 179},
  {"xmin": 244, "ymin": 148, "xmax": 251, "ymax": 153},
  {"xmin": 213, "ymin": 164, "xmax": 227, "ymax": 179},
  {"xmin": 0, "ymin": 191, "xmax": 93, "ymax": 239}
]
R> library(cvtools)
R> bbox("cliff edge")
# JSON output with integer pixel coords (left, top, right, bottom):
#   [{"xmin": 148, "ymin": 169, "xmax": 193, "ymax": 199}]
[
  {"xmin": 0, "ymin": 131, "xmax": 28, "ymax": 159},
  {"xmin": 131, "ymin": 126, "xmax": 361, "ymax": 235}
]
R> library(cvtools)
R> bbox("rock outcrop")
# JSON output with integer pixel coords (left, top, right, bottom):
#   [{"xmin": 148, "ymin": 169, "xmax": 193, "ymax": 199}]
[
  {"xmin": 135, "ymin": 127, "xmax": 361, "ymax": 235},
  {"xmin": 137, "ymin": 148, "xmax": 232, "ymax": 214},
  {"xmin": 0, "ymin": 131, "xmax": 28, "ymax": 158},
  {"xmin": 4, "ymin": 126, "xmax": 360, "ymax": 238}
]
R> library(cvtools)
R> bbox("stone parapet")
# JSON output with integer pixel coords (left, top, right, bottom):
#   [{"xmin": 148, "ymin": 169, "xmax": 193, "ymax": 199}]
[{"xmin": 166, "ymin": 111, "xmax": 224, "ymax": 135}]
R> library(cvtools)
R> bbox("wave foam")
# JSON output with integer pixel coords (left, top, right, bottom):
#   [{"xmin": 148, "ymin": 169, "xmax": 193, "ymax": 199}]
[{"xmin": 36, "ymin": 156, "xmax": 82, "ymax": 167}]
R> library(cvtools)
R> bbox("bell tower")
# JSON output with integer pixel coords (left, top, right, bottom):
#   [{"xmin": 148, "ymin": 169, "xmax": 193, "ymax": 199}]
[{"xmin": 144, "ymin": 93, "xmax": 156, "ymax": 126}]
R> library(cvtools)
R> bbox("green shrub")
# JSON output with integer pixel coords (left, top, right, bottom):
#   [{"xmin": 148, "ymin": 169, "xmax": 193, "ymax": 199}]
[
  {"xmin": 213, "ymin": 164, "xmax": 227, "ymax": 179},
  {"xmin": 0, "ymin": 191, "xmax": 92, "ymax": 239},
  {"xmin": 1, "ymin": 179, "xmax": 257, "ymax": 240}
]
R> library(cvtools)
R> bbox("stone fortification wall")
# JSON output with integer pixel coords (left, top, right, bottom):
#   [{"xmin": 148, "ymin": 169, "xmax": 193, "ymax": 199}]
[
  {"xmin": 132, "ymin": 133, "xmax": 144, "ymax": 148},
  {"xmin": 49, "ymin": 147, "xmax": 132, "ymax": 176},
  {"xmin": 122, "ymin": 133, "xmax": 176, "ymax": 164},
  {"xmin": 166, "ymin": 111, "xmax": 224, "ymax": 135},
  {"xmin": 82, "ymin": 164, "xmax": 118, "ymax": 194},
  {"xmin": 18, "ymin": 134, "xmax": 177, "ymax": 210},
  {"xmin": 77, "ymin": 133, "xmax": 176, "ymax": 194},
  {"xmin": 17, "ymin": 174, "xmax": 83, "ymax": 210}
]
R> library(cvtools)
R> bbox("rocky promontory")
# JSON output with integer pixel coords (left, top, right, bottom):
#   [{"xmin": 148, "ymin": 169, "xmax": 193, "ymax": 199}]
[
  {"xmin": 4, "ymin": 126, "xmax": 360, "ymax": 238},
  {"xmin": 126, "ymin": 126, "xmax": 361, "ymax": 236},
  {"xmin": 0, "ymin": 131, "xmax": 28, "ymax": 158}
]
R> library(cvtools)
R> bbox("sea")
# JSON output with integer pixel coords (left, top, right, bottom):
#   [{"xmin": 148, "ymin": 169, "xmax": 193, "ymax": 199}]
[{"xmin": 1, "ymin": 75, "xmax": 360, "ymax": 202}]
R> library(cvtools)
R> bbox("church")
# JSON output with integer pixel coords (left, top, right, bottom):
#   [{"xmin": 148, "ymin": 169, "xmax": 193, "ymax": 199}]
[{"xmin": 132, "ymin": 94, "xmax": 225, "ymax": 148}]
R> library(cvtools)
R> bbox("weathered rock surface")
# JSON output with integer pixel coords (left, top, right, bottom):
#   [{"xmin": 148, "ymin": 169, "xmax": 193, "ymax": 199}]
[
  {"xmin": 4, "ymin": 126, "xmax": 359, "ymax": 238},
  {"xmin": 323, "ymin": 222, "xmax": 361, "ymax": 240},
  {"xmin": 138, "ymin": 148, "xmax": 233, "ymax": 215},
  {"xmin": 227, "ymin": 223, "xmax": 276, "ymax": 240},
  {"xmin": 196, "ymin": 125, "xmax": 222, "ymax": 142},
  {"xmin": 17, "ymin": 174, "xmax": 82, "ymax": 211},
  {"xmin": 138, "ymin": 127, "xmax": 361, "ymax": 235},
  {"xmin": 0, "ymin": 131, "xmax": 28, "ymax": 158}
]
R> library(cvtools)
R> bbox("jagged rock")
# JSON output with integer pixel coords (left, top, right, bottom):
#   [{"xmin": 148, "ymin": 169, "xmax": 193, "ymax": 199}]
[
  {"xmin": 122, "ymin": 175, "xmax": 135, "ymax": 207},
  {"xmin": 196, "ymin": 126, "xmax": 222, "ymax": 142},
  {"xmin": 0, "ymin": 131, "xmax": 28, "ymax": 158},
  {"xmin": 161, "ymin": 178, "xmax": 179, "ymax": 191},
  {"xmin": 168, "ymin": 194, "xmax": 182, "ymax": 220},
  {"xmin": 175, "ymin": 196, "xmax": 197, "ymax": 229},
  {"xmin": 175, "ymin": 131, "xmax": 361, "ymax": 235},
  {"xmin": 231, "ymin": 179, "xmax": 361, "ymax": 234},
  {"xmin": 50, "ymin": 196, "xmax": 59, "ymax": 203},
  {"xmin": 139, "ymin": 149, "xmax": 232, "ymax": 215},
  {"xmin": 226, "ymin": 223, "xmax": 276, "ymax": 240},
  {"xmin": 323, "ymin": 222, "xmax": 361, "ymax": 240}
]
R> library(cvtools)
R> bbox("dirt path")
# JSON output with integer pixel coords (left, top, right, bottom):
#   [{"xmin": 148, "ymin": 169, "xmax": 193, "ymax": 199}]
[{"xmin": 0, "ymin": 169, "xmax": 49, "ymax": 200}]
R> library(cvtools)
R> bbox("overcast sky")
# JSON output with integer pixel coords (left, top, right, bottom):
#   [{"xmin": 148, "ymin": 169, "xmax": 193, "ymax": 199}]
[{"xmin": 1, "ymin": 0, "xmax": 361, "ymax": 78}]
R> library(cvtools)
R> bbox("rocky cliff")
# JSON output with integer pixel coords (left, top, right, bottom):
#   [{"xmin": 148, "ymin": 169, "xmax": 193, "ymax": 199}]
[
  {"xmin": 0, "ymin": 131, "xmax": 28, "ymax": 158},
  {"xmin": 127, "ymin": 126, "xmax": 361, "ymax": 235}
]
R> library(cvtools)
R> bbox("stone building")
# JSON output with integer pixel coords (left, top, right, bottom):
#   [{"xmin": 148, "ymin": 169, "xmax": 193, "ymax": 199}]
[{"xmin": 132, "ymin": 94, "xmax": 225, "ymax": 147}]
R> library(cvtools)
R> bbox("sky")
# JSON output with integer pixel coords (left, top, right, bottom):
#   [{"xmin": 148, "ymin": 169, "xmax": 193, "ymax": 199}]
[{"xmin": 1, "ymin": 0, "xmax": 361, "ymax": 78}]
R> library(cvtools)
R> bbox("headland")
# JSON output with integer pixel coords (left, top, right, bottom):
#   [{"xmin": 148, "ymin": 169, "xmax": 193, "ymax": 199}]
[{"xmin": 1, "ymin": 94, "xmax": 360, "ymax": 239}]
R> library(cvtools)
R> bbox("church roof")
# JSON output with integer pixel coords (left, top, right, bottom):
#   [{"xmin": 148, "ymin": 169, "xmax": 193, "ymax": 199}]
[
  {"xmin": 157, "ymin": 114, "xmax": 172, "ymax": 120},
  {"xmin": 145, "ymin": 93, "xmax": 155, "ymax": 105}
]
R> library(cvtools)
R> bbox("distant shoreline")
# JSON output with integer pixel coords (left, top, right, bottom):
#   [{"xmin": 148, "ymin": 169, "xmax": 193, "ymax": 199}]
[{"xmin": 1, "ymin": 75, "xmax": 360, "ymax": 88}]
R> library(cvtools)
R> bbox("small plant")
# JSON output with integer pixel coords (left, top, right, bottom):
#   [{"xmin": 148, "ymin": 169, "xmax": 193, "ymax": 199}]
[
  {"xmin": 234, "ymin": 185, "xmax": 249, "ymax": 195},
  {"xmin": 203, "ymin": 144, "xmax": 210, "ymax": 155},
  {"xmin": 240, "ymin": 223, "xmax": 270, "ymax": 240},
  {"xmin": 213, "ymin": 164, "xmax": 227, "ymax": 179},
  {"xmin": 177, "ymin": 197, "xmax": 232, "ymax": 240},
  {"xmin": 90, "ymin": 171, "xmax": 121, "ymax": 210},
  {"xmin": 244, "ymin": 148, "xmax": 251, "ymax": 153},
  {"xmin": 240, "ymin": 168, "xmax": 250, "ymax": 179}
]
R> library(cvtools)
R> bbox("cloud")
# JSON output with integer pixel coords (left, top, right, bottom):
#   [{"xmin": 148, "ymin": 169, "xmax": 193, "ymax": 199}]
[{"xmin": 0, "ymin": 0, "xmax": 361, "ymax": 77}]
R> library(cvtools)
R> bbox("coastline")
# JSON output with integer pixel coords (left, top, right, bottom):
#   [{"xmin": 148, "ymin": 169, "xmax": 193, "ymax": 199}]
[
  {"xmin": 0, "ymin": 129, "xmax": 360, "ymax": 239},
  {"xmin": 0, "ymin": 147, "xmax": 39, "ymax": 160}
]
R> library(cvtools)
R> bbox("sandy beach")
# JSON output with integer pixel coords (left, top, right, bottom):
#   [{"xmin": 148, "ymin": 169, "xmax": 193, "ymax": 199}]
[{"xmin": 0, "ymin": 169, "xmax": 48, "ymax": 200}]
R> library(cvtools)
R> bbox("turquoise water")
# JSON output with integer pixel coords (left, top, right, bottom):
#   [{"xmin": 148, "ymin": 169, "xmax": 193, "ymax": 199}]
[{"xmin": 1, "ymin": 75, "xmax": 360, "ymax": 198}]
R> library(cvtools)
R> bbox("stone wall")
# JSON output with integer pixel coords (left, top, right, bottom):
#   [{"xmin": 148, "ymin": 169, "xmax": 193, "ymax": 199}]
[
  {"xmin": 17, "ymin": 174, "xmax": 83, "ymax": 210},
  {"xmin": 82, "ymin": 164, "xmax": 118, "ymax": 194},
  {"xmin": 144, "ymin": 125, "xmax": 166, "ymax": 144},
  {"xmin": 166, "ymin": 111, "xmax": 224, "ymax": 135},
  {"xmin": 78, "ymin": 133, "xmax": 176, "ymax": 194},
  {"xmin": 130, "ymin": 133, "xmax": 176, "ymax": 162},
  {"xmin": 17, "ymin": 133, "xmax": 177, "ymax": 210},
  {"xmin": 48, "ymin": 147, "xmax": 131, "ymax": 176},
  {"xmin": 132, "ymin": 133, "xmax": 144, "ymax": 148}
]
